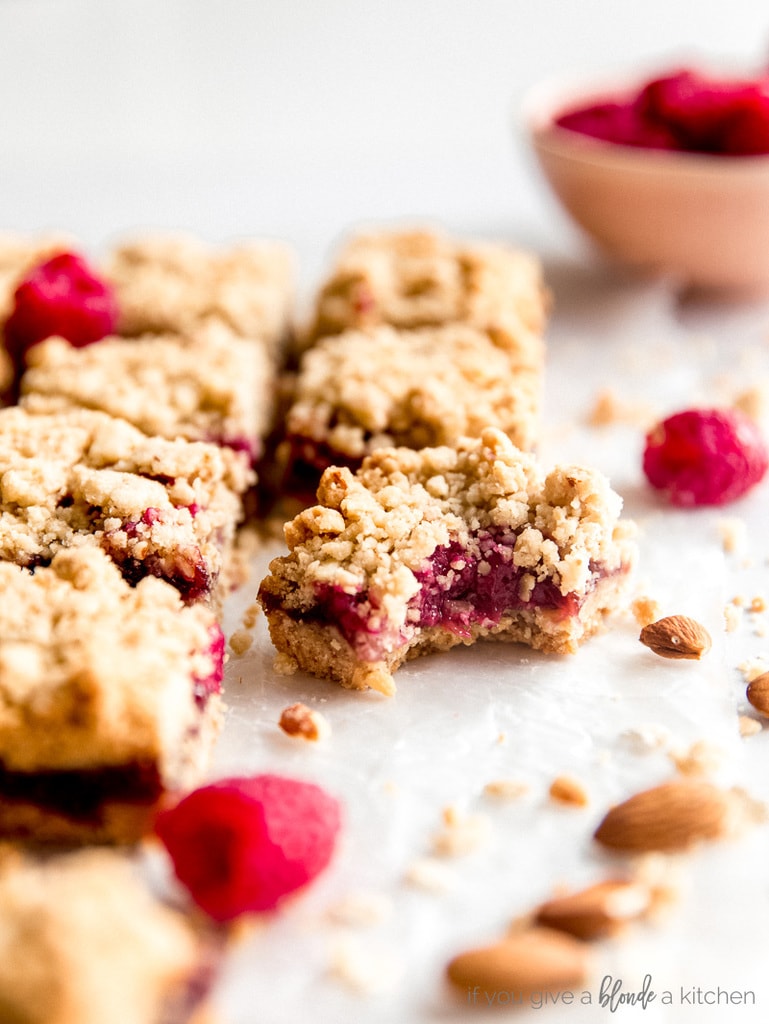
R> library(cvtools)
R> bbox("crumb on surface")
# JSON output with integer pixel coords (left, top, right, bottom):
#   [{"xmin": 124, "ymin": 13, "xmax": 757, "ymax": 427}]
[
  {"xmin": 585, "ymin": 388, "xmax": 654, "ymax": 428},
  {"xmin": 327, "ymin": 891, "xmax": 393, "ymax": 928},
  {"xmin": 241, "ymin": 603, "xmax": 260, "ymax": 629},
  {"xmin": 670, "ymin": 740, "xmax": 724, "ymax": 777},
  {"xmin": 631, "ymin": 595, "xmax": 662, "ymax": 628},
  {"xmin": 328, "ymin": 936, "xmax": 403, "ymax": 995},
  {"xmin": 483, "ymin": 779, "xmax": 529, "ymax": 801},
  {"xmin": 724, "ymin": 604, "xmax": 742, "ymax": 633},
  {"xmin": 549, "ymin": 775, "xmax": 589, "ymax": 807},
  {"xmin": 278, "ymin": 702, "xmax": 330, "ymax": 741},
  {"xmin": 620, "ymin": 723, "xmax": 674, "ymax": 755},
  {"xmin": 739, "ymin": 715, "xmax": 763, "ymax": 738},
  {"xmin": 431, "ymin": 806, "xmax": 493, "ymax": 857},
  {"xmin": 733, "ymin": 386, "xmax": 767, "ymax": 422},
  {"xmin": 403, "ymin": 857, "xmax": 456, "ymax": 893},
  {"xmin": 717, "ymin": 517, "xmax": 748, "ymax": 556},
  {"xmin": 229, "ymin": 629, "xmax": 253, "ymax": 656}
]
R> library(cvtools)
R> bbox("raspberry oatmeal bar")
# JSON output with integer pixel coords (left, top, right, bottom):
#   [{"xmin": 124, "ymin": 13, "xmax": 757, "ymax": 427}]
[
  {"xmin": 0, "ymin": 846, "xmax": 218, "ymax": 1023},
  {"xmin": 302, "ymin": 227, "xmax": 549, "ymax": 352},
  {"xmin": 0, "ymin": 548, "xmax": 224, "ymax": 844},
  {"xmin": 0, "ymin": 407, "xmax": 248, "ymax": 603},
  {"xmin": 259, "ymin": 429, "xmax": 636, "ymax": 695},
  {"xmin": 280, "ymin": 323, "xmax": 543, "ymax": 492},
  {"xmin": 105, "ymin": 232, "xmax": 295, "ymax": 359},
  {"xmin": 20, "ymin": 323, "xmax": 275, "ymax": 466}
]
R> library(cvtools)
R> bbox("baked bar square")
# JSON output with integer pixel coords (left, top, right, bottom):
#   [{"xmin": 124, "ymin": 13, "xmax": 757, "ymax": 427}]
[
  {"xmin": 0, "ymin": 846, "xmax": 217, "ymax": 1023},
  {"xmin": 280, "ymin": 322, "xmax": 542, "ymax": 493},
  {"xmin": 0, "ymin": 548, "xmax": 224, "ymax": 844},
  {"xmin": 105, "ymin": 232, "xmax": 295, "ymax": 359},
  {"xmin": 259, "ymin": 429, "xmax": 636, "ymax": 695},
  {"xmin": 302, "ymin": 226, "xmax": 548, "ymax": 352},
  {"xmin": 0, "ymin": 406, "xmax": 248, "ymax": 603},
  {"xmin": 20, "ymin": 323, "xmax": 275, "ymax": 467}
]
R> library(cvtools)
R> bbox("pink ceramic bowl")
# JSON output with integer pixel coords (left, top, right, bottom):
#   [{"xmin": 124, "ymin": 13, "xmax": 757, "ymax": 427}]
[{"xmin": 523, "ymin": 73, "xmax": 769, "ymax": 294}]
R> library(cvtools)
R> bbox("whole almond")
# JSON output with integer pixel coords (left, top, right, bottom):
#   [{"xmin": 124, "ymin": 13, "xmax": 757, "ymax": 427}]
[
  {"xmin": 746, "ymin": 672, "xmax": 769, "ymax": 717},
  {"xmin": 535, "ymin": 880, "xmax": 650, "ymax": 940},
  {"xmin": 594, "ymin": 780, "xmax": 733, "ymax": 853},
  {"xmin": 639, "ymin": 615, "xmax": 711, "ymax": 660},
  {"xmin": 446, "ymin": 926, "xmax": 591, "ymax": 998}
]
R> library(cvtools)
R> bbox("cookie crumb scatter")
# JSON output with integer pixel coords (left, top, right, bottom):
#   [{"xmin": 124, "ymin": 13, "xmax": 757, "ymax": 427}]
[
  {"xmin": 717, "ymin": 517, "xmax": 748, "ymax": 555},
  {"xmin": 631, "ymin": 595, "xmax": 662, "ymax": 628},
  {"xmin": 749, "ymin": 596, "xmax": 767, "ymax": 614},
  {"xmin": 586, "ymin": 388, "xmax": 653, "ymax": 428},
  {"xmin": 403, "ymin": 857, "xmax": 456, "ymax": 893},
  {"xmin": 549, "ymin": 775, "xmax": 589, "ymax": 807},
  {"xmin": 278, "ymin": 702, "xmax": 330, "ymax": 741},
  {"xmin": 724, "ymin": 604, "xmax": 742, "ymax": 633},
  {"xmin": 733, "ymin": 386, "xmax": 767, "ymax": 422},
  {"xmin": 241, "ymin": 603, "xmax": 260, "ymax": 629},
  {"xmin": 432, "ymin": 806, "xmax": 493, "ymax": 857},
  {"xmin": 327, "ymin": 891, "xmax": 393, "ymax": 928},
  {"xmin": 483, "ymin": 779, "xmax": 529, "ymax": 801},
  {"xmin": 620, "ymin": 723, "xmax": 674, "ymax": 754},
  {"xmin": 329, "ymin": 937, "xmax": 403, "ymax": 994},
  {"xmin": 670, "ymin": 740, "xmax": 724, "ymax": 777},
  {"xmin": 739, "ymin": 715, "xmax": 763, "ymax": 738},
  {"xmin": 229, "ymin": 629, "xmax": 253, "ymax": 656}
]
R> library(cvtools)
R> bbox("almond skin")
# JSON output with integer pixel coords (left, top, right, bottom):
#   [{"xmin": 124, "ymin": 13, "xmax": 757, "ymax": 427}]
[
  {"xmin": 535, "ymin": 880, "xmax": 650, "ymax": 940},
  {"xmin": 639, "ymin": 615, "xmax": 711, "ymax": 660},
  {"xmin": 446, "ymin": 926, "xmax": 591, "ymax": 998},
  {"xmin": 593, "ymin": 780, "xmax": 733, "ymax": 853},
  {"xmin": 746, "ymin": 672, "xmax": 769, "ymax": 717}
]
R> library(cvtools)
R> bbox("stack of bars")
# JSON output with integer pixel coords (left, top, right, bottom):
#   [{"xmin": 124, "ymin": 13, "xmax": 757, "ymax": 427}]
[
  {"xmin": 261, "ymin": 229, "xmax": 635, "ymax": 695},
  {"xmin": 0, "ymin": 226, "xmax": 636, "ymax": 1022},
  {"xmin": 0, "ymin": 232, "xmax": 296, "ymax": 1024}
]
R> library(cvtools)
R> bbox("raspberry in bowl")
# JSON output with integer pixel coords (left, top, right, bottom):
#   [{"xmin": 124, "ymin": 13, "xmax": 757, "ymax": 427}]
[{"xmin": 522, "ymin": 63, "xmax": 769, "ymax": 293}]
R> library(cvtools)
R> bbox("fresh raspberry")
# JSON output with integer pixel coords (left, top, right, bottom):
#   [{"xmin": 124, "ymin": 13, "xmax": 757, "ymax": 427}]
[
  {"xmin": 4, "ymin": 251, "xmax": 118, "ymax": 368},
  {"xmin": 643, "ymin": 408, "xmax": 769, "ymax": 507},
  {"xmin": 155, "ymin": 774, "xmax": 342, "ymax": 921},
  {"xmin": 556, "ymin": 101, "xmax": 678, "ymax": 149}
]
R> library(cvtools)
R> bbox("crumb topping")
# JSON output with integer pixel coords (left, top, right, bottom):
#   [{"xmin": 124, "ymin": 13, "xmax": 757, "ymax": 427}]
[
  {"xmin": 269, "ymin": 429, "xmax": 631, "ymax": 626},
  {"xmin": 21, "ymin": 323, "xmax": 274, "ymax": 450},
  {"xmin": 286, "ymin": 323, "xmax": 542, "ymax": 457},
  {"xmin": 304, "ymin": 227, "xmax": 549, "ymax": 355},
  {"xmin": 0, "ymin": 407, "xmax": 245, "ymax": 585},
  {"xmin": 0, "ymin": 548, "xmax": 219, "ymax": 771},
  {"xmin": 105, "ymin": 233, "xmax": 294, "ymax": 355}
]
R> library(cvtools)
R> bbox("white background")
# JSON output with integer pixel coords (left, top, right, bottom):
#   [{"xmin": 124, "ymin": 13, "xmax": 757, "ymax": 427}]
[{"xmin": 1, "ymin": 0, "xmax": 768, "ymax": 275}]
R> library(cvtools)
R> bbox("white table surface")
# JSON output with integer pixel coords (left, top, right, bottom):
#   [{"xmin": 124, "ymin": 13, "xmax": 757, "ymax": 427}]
[{"xmin": 2, "ymin": 4, "xmax": 769, "ymax": 1022}]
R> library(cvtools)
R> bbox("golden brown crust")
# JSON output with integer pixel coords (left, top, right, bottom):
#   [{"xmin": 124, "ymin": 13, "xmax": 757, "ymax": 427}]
[
  {"xmin": 105, "ymin": 232, "xmax": 295, "ymax": 358},
  {"xmin": 0, "ymin": 406, "xmax": 247, "ymax": 599},
  {"xmin": 283, "ymin": 323, "xmax": 542, "ymax": 461},
  {"xmin": 21, "ymin": 323, "xmax": 275, "ymax": 454},
  {"xmin": 302, "ymin": 227, "xmax": 549, "ymax": 355}
]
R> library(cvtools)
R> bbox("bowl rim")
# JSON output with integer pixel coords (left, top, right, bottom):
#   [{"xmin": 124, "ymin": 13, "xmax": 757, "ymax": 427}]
[{"xmin": 519, "ymin": 64, "xmax": 769, "ymax": 175}]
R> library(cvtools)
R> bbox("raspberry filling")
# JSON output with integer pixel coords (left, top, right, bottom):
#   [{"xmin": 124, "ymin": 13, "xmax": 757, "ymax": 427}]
[
  {"xmin": 0, "ymin": 760, "xmax": 161, "ymax": 823},
  {"xmin": 4, "ymin": 251, "xmax": 118, "ymax": 371},
  {"xmin": 310, "ymin": 529, "xmax": 595, "ymax": 662},
  {"xmin": 192, "ymin": 625, "xmax": 225, "ymax": 709},
  {"xmin": 103, "ymin": 507, "xmax": 214, "ymax": 603}
]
